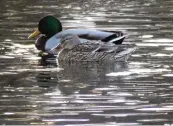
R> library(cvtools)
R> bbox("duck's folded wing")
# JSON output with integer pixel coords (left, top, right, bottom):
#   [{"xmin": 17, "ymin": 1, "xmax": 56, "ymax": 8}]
[
  {"xmin": 56, "ymin": 29, "xmax": 114, "ymax": 39},
  {"xmin": 55, "ymin": 29, "xmax": 125, "ymax": 43},
  {"xmin": 94, "ymin": 44, "xmax": 136, "ymax": 55},
  {"xmin": 92, "ymin": 44, "xmax": 118, "ymax": 53}
]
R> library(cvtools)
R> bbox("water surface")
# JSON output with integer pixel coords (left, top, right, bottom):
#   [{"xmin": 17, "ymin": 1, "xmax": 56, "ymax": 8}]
[{"xmin": 0, "ymin": 0, "xmax": 173, "ymax": 125}]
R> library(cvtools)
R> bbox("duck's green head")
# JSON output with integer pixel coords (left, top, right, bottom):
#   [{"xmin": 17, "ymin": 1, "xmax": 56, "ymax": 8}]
[{"xmin": 28, "ymin": 16, "xmax": 62, "ymax": 39}]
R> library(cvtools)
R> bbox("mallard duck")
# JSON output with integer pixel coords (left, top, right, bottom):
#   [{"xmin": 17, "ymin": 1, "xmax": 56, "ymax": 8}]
[
  {"xmin": 55, "ymin": 34, "xmax": 135, "ymax": 62},
  {"xmin": 28, "ymin": 15, "xmax": 126, "ymax": 54}
]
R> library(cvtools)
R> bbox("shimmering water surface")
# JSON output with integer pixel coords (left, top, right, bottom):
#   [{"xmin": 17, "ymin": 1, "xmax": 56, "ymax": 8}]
[{"xmin": 1, "ymin": 0, "xmax": 173, "ymax": 125}]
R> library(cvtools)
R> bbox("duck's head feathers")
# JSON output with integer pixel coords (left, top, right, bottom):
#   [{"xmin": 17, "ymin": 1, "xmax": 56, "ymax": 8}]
[{"xmin": 28, "ymin": 15, "xmax": 62, "ymax": 39}]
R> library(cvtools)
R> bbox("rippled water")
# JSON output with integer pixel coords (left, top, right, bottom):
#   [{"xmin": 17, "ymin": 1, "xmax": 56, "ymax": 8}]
[{"xmin": 1, "ymin": 0, "xmax": 173, "ymax": 125}]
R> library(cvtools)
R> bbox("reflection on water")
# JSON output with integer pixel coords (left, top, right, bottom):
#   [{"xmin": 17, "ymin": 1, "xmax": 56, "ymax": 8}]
[{"xmin": 1, "ymin": 0, "xmax": 173, "ymax": 125}]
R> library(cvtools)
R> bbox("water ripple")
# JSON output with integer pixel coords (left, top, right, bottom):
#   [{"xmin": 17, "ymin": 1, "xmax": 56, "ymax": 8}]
[{"xmin": 0, "ymin": 0, "xmax": 173, "ymax": 125}]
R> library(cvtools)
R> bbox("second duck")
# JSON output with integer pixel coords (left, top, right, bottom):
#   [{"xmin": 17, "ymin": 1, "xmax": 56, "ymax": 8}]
[{"xmin": 54, "ymin": 34, "xmax": 136, "ymax": 62}]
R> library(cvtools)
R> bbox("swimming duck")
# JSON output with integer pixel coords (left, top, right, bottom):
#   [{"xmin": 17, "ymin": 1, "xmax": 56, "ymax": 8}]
[
  {"xmin": 55, "ymin": 34, "xmax": 135, "ymax": 62},
  {"xmin": 28, "ymin": 15, "xmax": 126, "ymax": 54}
]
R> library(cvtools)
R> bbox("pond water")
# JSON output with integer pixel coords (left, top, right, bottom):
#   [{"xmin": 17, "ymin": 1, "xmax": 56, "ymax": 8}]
[{"xmin": 0, "ymin": 0, "xmax": 173, "ymax": 125}]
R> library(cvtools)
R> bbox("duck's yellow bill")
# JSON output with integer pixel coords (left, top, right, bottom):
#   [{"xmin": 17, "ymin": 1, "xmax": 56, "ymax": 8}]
[{"xmin": 28, "ymin": 29, "xmax": 41, "ymax": 39}]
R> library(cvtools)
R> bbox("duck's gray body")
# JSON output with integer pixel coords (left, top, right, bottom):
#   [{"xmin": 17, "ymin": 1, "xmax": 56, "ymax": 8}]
[{"xmin": 45, "ymin": 29, "xmax": 125, "ymax": 53}]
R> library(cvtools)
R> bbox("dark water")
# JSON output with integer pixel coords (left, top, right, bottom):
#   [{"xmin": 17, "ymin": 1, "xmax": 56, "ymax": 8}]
[{"xmin": 0, "ymin": 0, "xmax": 173, "ymax": 125}]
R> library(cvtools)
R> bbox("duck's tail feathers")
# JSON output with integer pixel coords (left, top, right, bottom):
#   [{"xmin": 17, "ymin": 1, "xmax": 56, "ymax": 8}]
[
  {"xmin": 114, "ymin": 46, "xmax": 136, "ymax": 62},
  {"xmin": 108, "ymin": 35, "xmax": 127, "ymax": 45}
]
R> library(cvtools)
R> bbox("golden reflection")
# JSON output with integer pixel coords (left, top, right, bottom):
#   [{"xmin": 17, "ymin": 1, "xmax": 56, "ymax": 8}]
[
  {"xmin": 143, "ymin": 38, "xmax": 173, "ymax": 43},
  {"xmin": 4, "ymin": 39, "xmax": 12, "ymax": 42},
  {"xmin": 106, "ymin": 68, "xmax": 171, "ymax": 77},
  {"xmin": 164, "ymin": 47, "xmax": 173, "ymax": 51},
  {"xmin": 141, "ymin": 35, "xmax": 153, "ymax": 38}
]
